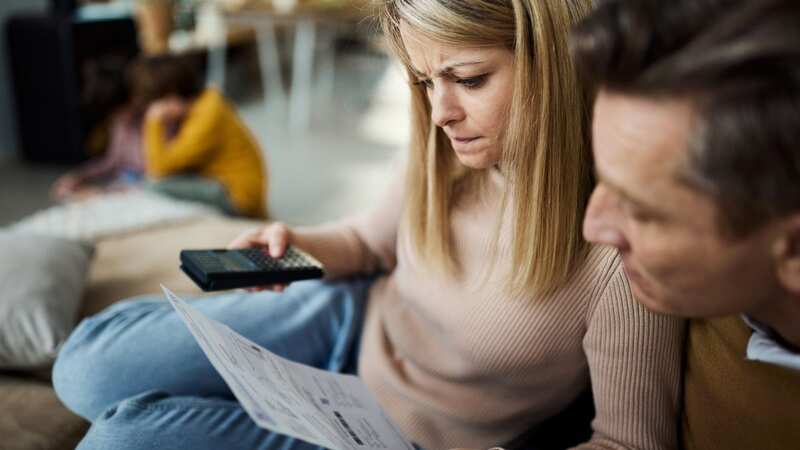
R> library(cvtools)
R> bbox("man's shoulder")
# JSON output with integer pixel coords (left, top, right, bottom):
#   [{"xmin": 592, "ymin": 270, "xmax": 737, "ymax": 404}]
[{"xmin": 682, "ymin": 317, "xmax": 800, "ymax": 450}]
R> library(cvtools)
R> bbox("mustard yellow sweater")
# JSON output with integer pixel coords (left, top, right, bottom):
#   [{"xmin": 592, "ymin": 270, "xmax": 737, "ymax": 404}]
[
  {"xmin": 682, "ymin": 317, "xmax": 800, "ymax": 450},
  {"xmin": 144, "ymin": 88, "xmax": 267, "ymax": 218}
]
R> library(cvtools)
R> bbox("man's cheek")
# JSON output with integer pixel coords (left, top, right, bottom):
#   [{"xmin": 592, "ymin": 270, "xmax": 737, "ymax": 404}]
[{"xmin": 638, "ymin": 243, "xmax": 683, "ymax": 274}]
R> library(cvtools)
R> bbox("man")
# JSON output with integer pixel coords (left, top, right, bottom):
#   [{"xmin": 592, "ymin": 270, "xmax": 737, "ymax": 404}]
[{"xmin": 573, "ymin": 0, "xmax": 800, "ymax": 449}]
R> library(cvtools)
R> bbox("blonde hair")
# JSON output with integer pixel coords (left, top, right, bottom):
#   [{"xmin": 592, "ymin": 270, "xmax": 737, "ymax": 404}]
[{"xmin": 380, "ymin": 0, "xmax": 594, "ymax": 295}]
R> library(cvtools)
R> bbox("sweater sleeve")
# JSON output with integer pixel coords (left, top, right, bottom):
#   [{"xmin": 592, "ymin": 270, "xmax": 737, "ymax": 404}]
[
  {"xmin": 144, "ymin": 91, "xmax": 221, "ymax": 177},
  {"xmin": 575, "ymin": 264, "xmax": 685, "ymax": 450},
  {"xmin": 75, "ymin": 151, "xmax": 119, "ymax": 182},
  {"xmin": 291, "ymin": 167, "xmax": 404, "ymax": 279},
  {"xmin": 75, "ymin": 114, "xmax": 131, "ymax": 181}
]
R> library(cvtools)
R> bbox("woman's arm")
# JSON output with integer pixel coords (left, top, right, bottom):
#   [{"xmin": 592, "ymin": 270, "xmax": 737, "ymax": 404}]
[
  {"xmin": 290, "ymin": 170, "xmax": 404, "ymax": 278},
  {"xmin": 75, "ymin": 113, "xmax": 135, "ymax": 181},
  {"xmin": 229, "ymin": 162, "xmax": 405, "ymax": 281},
  {"xmin": 578, "ymin": 264, "xmax": 685, "ymax": 450}
]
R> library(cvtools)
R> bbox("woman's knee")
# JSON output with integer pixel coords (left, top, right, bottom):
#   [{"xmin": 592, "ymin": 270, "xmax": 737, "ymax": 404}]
[
  {"xmin": 75, "ymin": 391, "xmax": 172, "ymax": 450},
  {"xmin": 77, "ymin": 391, "xmax": 283, "ymax": 450},
  {"xmin": 53, "ymin": 299, "xmax": 164, "ymax": 419}
]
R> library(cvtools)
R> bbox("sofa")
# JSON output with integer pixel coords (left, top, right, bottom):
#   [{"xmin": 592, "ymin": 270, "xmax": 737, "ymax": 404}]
[
  {"xmin": 0, "ymin": 215, "xmax": 258, "ymax": 450},
  {"xmin": 0, "ymin": 192, "xmax": 599, "ymax": 450}
]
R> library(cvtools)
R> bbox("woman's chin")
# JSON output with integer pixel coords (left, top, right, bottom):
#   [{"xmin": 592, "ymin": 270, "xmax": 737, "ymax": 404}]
[{"xmin": 454, "ymin": 151, "xmax": 494, "ymax": 169}]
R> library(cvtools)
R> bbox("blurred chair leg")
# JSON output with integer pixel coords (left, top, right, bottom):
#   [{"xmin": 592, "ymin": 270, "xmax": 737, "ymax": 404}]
[
  {"xmin": 202, "ymin": 2, "xmax": 227, "ymax": 92},
  {"xmin": 289, "ymin": 19, "xmax": 316, "ymax": 132},
  {"xmin": 135, "ymin": 0, "xmax": 174, "ymax": 55},
  {"xmin": 207, "ymin": 43, "xmax": 227, "ymax": 92},
  {"xmin": 255, "ymin": 20, "xmax": 288, "ymax": 125},
  {"xmin": 315, "ymin": 25, "xmax": 337, "ymax": 111}
]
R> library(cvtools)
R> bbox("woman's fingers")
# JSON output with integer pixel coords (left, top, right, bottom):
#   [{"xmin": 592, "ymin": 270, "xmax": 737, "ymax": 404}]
[
  {"xmin": 244, "ymin": 283, "xmax": 287, "ymax": 293},
  {"xmin": 228, "ymin": 223, "xmax": 291, "ymax": 257},
  {"xmin": 265, "ymin": 222, "xmax": 290, "ymax": 258},
  {"xmin": 227, "ymin": 223, "xmax": 293, "ymax": 293},
  {"xmin": 228, "ymin": 227, "xmax": 262, "ymax": 249}
]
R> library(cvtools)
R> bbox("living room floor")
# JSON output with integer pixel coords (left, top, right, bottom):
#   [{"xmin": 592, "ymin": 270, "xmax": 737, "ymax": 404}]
[{"xmin": 0, "ymin": 48, "xmax": 408, "ymax": 228}]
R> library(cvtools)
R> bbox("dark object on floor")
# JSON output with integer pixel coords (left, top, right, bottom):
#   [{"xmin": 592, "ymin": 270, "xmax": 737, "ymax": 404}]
[{"xmin": 5, "ymin": 11, "xmax": 139, "ymax": 163}]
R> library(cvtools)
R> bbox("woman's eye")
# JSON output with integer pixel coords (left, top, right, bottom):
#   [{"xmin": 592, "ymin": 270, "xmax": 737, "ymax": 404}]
[
  {"xmin": 457, "ymin": 75, "xmax": 487, "ymax": 89},
  {"xmin": 414, "ymin": 79, "xmax": 434, "ymax": 90}
]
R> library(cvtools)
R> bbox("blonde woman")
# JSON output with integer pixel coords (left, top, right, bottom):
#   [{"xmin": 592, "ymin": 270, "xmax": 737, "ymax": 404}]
[{"xmin": 53, "ymin": 1, "xmax": 684, "ymax": 449}]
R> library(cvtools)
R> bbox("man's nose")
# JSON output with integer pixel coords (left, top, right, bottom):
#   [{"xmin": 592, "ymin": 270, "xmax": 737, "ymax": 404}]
[
  {"xmin": 430, "ymin": 85, "xmax": 465, "ymax": 128},
  {"xmin": 583, "ymin": 185, "xmax": 630, "ymax": 251}
]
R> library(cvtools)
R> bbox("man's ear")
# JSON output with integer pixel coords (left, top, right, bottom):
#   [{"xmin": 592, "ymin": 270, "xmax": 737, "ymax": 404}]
[{"xmin": 775, "ymin": 214, "xmax": 800, "ymax": 295}]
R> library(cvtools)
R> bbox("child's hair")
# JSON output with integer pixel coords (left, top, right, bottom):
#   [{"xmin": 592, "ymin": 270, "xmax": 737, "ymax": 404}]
[
  {"xmin": 126, "ymin": 54, "xmax": 204, "ymax": 114},
  {"xmin": 81, "ymin": 54, "xmax": 131, "ymax": 118}
]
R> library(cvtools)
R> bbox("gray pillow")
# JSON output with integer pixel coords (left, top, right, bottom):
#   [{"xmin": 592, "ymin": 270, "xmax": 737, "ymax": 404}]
[{"xmin": 0, "ymin": 232, "xmax": 93, "ymax": 370}]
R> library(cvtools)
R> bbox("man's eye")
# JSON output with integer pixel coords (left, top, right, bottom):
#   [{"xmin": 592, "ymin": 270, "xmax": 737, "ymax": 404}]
[
  {"xmin": 457, "ymin": 74, "xmax": 487, "ymax": 89},
  {"xmin": 619, "ymin": 200, "xmax": 647, "ymax": 222},
  {"xmin": 627, "ymin": 205, "xmax": 656, "ymax": 223},
  {"xmin": 630, "ymin": 210, "xmax": 652, "ymax": 222}
]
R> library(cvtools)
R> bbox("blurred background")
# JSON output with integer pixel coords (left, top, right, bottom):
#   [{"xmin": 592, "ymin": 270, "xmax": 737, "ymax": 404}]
[{"xmin": 0, "ymin": 0, "xmax": 410, "ymax": 227}]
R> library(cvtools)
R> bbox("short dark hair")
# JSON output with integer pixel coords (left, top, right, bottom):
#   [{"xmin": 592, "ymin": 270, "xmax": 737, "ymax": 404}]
[
  {"xmin": 571, "ymin": 0, "xmax": 800, "ymax": 237},
  {"xmin": 126, "ymin": 54, "xmax": 204, "ymax": 114}
]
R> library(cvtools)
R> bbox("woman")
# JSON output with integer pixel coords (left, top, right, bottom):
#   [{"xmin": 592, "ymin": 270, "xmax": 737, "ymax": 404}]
[{"xmin": 52, "ymin": 1, "xmax": 683, "ymax": 449}]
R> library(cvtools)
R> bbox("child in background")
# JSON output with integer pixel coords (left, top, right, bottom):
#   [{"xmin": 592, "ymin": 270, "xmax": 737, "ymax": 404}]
[
  {"xmin": 137, "ymin": 55, "xmax": 268, "ymax": 219},
  {"xmin": 50, "ymin": 110, "xmax": 145, "ymax": 200},
  {"xmin": 52, "ymin": 54, "xmax": 268, "ymax": 219},
  {"xmin": 51, "ymin": 57, "xmax": 146, "ymax": 200}
]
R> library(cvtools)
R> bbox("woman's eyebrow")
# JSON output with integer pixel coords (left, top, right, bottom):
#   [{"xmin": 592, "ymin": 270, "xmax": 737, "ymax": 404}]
[{"xmin": 410, "ymin": 60, "xmax": 486, "ymax": 78}]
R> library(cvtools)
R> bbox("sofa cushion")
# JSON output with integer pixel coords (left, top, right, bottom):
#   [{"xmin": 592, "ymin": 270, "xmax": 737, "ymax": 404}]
[
  {"xmin": 0, "ymin": 217, "xmax": 257, "ymax": 450},
  {"xmin": 0, "ymin": 232, "xmax": 93, "ymax": 369},
  {"xmin": 82, "ymin": 216, "xmax": 259, "ymax": 316},
  {"xmin": 0, "ymin": 374, "xmax": 87, "ymax": 449}
]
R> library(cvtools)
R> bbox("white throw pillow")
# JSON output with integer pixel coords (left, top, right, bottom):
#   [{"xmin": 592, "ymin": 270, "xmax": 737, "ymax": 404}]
[{"xmin": 0, "ymin": 232, "xmax": 93, "ymax": 369}]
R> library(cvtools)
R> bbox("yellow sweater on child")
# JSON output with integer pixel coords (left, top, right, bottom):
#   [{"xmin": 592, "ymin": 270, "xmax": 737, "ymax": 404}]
[{"xmin": 144, "ymin": 88, "xmax": 267, "ymax": 218}]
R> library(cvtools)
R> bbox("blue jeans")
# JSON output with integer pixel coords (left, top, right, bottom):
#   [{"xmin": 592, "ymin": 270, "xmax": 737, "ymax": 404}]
[{"xmin": 53, "ymin": 278, "xmax": 373, "ymax": 450}]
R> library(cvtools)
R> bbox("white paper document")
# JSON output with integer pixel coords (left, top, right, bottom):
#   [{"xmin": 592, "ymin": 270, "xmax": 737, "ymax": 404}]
[{"xmin": 162, "ymin": 286, "xmax": 415, "ymax": 450}]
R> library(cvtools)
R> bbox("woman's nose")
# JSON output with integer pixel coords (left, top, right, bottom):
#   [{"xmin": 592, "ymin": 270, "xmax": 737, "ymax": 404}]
[{"xmin": 430, "ymin": 85, "xmax": 465, "ymax": 128}]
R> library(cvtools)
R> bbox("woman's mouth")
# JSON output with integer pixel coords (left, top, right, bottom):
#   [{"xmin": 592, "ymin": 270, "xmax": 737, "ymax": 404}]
[{"xmin": 450, "ymin": 136, "xmax": 483, "ymax": 153}]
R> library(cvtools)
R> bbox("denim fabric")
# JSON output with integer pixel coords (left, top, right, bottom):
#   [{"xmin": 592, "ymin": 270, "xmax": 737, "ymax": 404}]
[{"xmin": 53, "ymin": 278, "xmax": 373, "ymax": 450}]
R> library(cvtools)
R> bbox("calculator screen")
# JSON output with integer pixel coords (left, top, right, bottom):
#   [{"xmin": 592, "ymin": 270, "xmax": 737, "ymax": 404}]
[{"xmin": 213, "ymin": 251, "xmax": 257, "ymax": 271}]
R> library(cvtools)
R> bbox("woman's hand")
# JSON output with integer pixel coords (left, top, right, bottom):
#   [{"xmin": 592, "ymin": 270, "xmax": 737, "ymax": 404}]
[{"xmin": 228, "ymin": 222, "xmax": 295, "ymax": 292}]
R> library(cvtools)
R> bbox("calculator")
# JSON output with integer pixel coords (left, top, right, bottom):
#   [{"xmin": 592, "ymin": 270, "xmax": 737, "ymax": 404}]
[{"xmin": 180, "ymin": 246, "xmax": 324, "ymax": 291}]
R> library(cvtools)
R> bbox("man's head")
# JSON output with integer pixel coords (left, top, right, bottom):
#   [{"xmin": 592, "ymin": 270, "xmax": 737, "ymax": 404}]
[{"xmin": 572, "ymin": 0, "xmax": 800, "ymax": 319}]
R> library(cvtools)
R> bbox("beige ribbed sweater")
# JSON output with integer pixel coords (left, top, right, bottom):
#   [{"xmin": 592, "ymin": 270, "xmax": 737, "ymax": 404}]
[{"xmin": 294, "ymin": 168, "xmax": 684, "ymax": 450}]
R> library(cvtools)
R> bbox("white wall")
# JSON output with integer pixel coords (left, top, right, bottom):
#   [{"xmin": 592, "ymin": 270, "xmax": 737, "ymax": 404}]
[{"xmin": 0, "ymin": 0, "xmax": 48, "ymax": 158}]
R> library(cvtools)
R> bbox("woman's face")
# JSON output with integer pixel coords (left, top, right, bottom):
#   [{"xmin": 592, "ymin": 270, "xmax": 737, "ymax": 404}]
[{"xmin": 400, "ymin": 22, "xmax": 515, "ymax": 169}]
